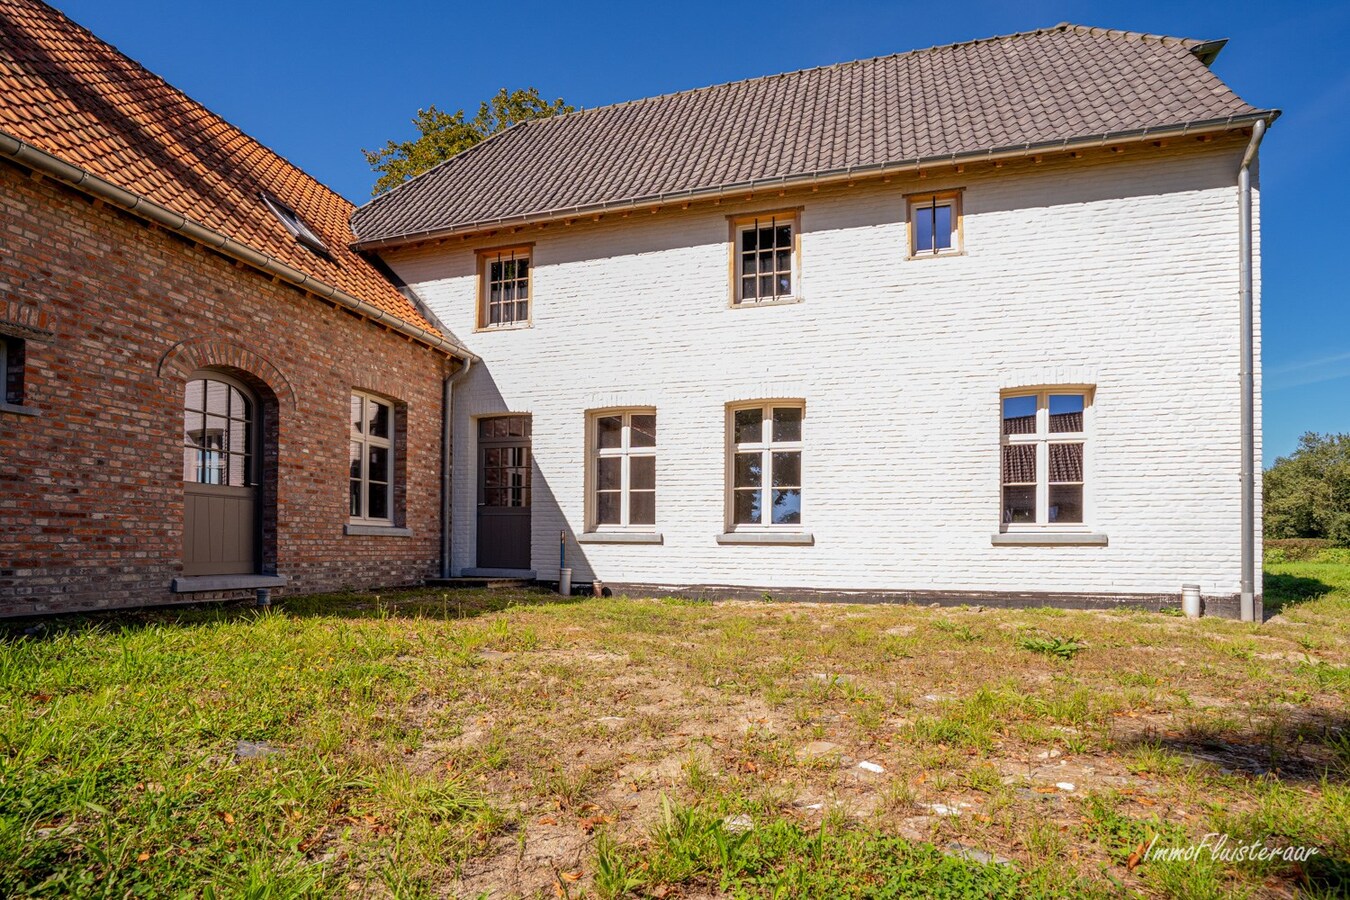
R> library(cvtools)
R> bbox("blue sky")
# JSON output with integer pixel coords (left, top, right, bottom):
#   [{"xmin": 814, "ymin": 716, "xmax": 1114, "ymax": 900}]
[{"xmin": 55, "ymin": 0, "xmax": 1350, "ymax": 465}]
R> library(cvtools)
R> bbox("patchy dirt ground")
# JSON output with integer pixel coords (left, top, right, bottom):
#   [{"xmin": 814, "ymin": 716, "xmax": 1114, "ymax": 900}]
[
  {"xmin": 3, "ymin": 579, "xmax": 1347, "ymax": 898},
  {"xmin": 325, "ymin": 589, "xmax": 1348, "ymax": 898}
]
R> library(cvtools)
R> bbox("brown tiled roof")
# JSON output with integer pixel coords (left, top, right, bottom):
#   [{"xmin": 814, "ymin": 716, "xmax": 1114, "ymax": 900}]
[
  {"xmin": 0, "ymin": 0, "xmax": 444, "ymax": 341},
  {"xmin": 351, "ymin": 23, "xmax": 1275, "ymax": 247}
]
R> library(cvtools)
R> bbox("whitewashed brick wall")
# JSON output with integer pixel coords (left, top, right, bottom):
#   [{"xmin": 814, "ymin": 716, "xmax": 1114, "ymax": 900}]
[{"xmin": 381, "ymin": 137, "xmax": 1262, "ymax": 600}]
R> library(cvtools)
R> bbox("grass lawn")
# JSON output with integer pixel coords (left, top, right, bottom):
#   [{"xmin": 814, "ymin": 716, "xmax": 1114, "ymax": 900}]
[{"xmin": 1, "ymin": 568, "xmax": 1347, "ymax": 899}]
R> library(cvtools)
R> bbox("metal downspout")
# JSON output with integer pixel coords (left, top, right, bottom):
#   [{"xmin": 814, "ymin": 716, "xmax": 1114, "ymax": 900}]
[
  {"xmin": 440, "ymin": 357, "xmax": 473, "ymax": 578},
  {"xmin": 1238, "ymin": 119, "xmax": 1267, "ymax": 623}
]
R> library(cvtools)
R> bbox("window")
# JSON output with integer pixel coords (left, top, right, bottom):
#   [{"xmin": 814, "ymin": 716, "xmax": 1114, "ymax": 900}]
[
  {"xmin": 478, "ymin": 247, "xmax": 531, "ymax": 328},
  {"xmin": 732, "ymin": 211, "xmax": 799, "ymax": 304},
  {"xmin": 908, "ymin": 191, "xmax": 962, "ymax": 257},
  {"xmin": 261, "ymin": 193, "xmax": 329, "ymax": 254},
  {"xmin": 589, "ymin": 410, "xmax": 656, "ymax": 530},
  {"xmin": 1001, "ymin": 391, "xmax": 1088, "ymax": 528},
  {"xmin": 1, "ymin": 336, "xmax": 24, "ymax": 408},
  {"xmin": 183, "ymin": 377, "xmax": 254, "ymax": 486},
  {"xmin": 480, "ymin": 416, "xmax": 531, "ymax": 508},
  {"xmin": 729, "ymin": 402, "xmax": 803, "ymax": 528},
  {"xmin": 350, "ymin": 392, "xmax": 394, "ymax": 523}
]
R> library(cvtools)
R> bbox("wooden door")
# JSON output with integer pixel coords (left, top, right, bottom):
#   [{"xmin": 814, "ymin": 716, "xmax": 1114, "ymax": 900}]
[
  {"xmin": 477, "ymin": 415, "xmax": 531, "ymax": 570},
  {"xmin": 182, "ymin": 375, "xmax": 258, "ymax": 576}
]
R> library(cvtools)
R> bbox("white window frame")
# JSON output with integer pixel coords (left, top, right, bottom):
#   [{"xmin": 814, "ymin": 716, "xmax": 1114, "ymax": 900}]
[
  {"xmin": 1000, "ymin": 388, "xmax": 1091, "ymax": 532},
  {"xmin": 350, "ymin": 391, "xmax": 395, "ymax": 524},
  {"xmin": 907, "ymin": 190, "xmax": 963, "ymax": 258},
  {"xmin": 586, "ymin": 409, "xmax": 657, "ymax": 532},
  {"xmin": 726, "ymin": 401, "xmax": 805, "ymax": 531},
  {"xmin": 730, "ymin": 210, "xmax": 802, "ymax": 306}
]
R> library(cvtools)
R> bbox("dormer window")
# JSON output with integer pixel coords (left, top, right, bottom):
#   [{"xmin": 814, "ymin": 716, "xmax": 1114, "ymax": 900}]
[{"xmin": 261, "ymin": 194, "xmax": 329, "ymax": 254}]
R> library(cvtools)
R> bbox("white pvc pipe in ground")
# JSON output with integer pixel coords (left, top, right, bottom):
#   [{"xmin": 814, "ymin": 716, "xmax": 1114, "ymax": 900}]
[{"xmin": 1182, "ymin": 584, "xmax": 1202, "ymax": 619}]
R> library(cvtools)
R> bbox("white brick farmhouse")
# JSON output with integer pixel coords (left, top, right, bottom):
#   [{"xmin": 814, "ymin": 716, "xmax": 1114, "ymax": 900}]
[{"xmin": 352, "ymin": 25, "xmax": 1278, "ymax": 617}]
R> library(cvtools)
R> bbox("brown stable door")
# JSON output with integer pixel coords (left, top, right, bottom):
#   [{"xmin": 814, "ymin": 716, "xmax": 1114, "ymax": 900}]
[
  {"xmin": 477, "ymin": 416, "xmax": 532, "ymax": 570},
  {"xmin": 182, "ymin": 375, "xmax": 259, "ymax": 576}
]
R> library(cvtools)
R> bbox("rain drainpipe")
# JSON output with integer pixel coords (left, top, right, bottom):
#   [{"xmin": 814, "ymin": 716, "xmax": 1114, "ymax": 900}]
[
  {"xmin": 440, "ymin": 357, "xmax": 474, "ymax": 579},
  {"xmin": 1238, "ymin": 119, "xmax": 1267, "ymax": 623}
]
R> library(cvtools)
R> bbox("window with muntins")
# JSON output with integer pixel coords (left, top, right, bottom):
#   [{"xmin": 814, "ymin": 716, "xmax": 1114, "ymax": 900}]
[
  {"xmin": 1001, "ymin": 391, "xmax": 1088, "ymax": 528},
  {"xmin": 479, "ymin": 247, "xmax": 531, "ymax": 328},
  {"xmin": 730, "ymin": 402, "xmax": 804, "ymax": 528},
  {"xmin": 183, "ymin": 377, "xmax": 254, "ymax": 486},
  {"xmin": 734, "ymin": 213, "xmax": 797, "ymax": 303},
  {"xmin": 909, "ymin": 191, "xmax": 962, "ymax": 256},
  {"xmin": 590, "ymin": 410, "xmax": 656, "ymax": 530},
  {"xmin": 350, "ymin": 392, "xmax": 394, "ymax": 522}
]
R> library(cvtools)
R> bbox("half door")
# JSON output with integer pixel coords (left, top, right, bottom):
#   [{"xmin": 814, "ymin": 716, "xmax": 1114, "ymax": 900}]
[
  {"xmin": 477, "ymin": 415, "xmax": 531, "ymax": 570},
  {"xmin": 182, "ymin": 374, "xmax": 258, "ymax": 576}
]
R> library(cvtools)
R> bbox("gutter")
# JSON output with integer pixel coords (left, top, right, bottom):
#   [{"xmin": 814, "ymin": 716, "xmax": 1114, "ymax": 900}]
[
  {"xmin": 440, "ymin": 356, "xmax": 474, "ymax": 578},
  {"xmin": 1238, "ymin": 119, "xmax": 1267, "ymax": 623},
  {"xmin": 0, "ymin": 129, "xmax": 477, "ymax": 362},
  {"xmin": 353, "ymin": 112, "xmax": 1279, "ymax": 250}
]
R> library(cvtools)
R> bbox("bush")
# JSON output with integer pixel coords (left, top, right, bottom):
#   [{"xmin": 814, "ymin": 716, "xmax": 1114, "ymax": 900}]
[
  {"xmin": 1264, "ymin": 433, "xmax": 1350, "ymax": 546},
  {"xmin": 1264, "ymin": 539, "xmax": 1350, "ymax": 565}
]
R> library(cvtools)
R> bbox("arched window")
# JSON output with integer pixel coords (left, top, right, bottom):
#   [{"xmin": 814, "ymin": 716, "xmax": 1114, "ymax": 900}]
[{"xmin": 182, "ymin": 376, "xmax": 255, "ymax": 486}]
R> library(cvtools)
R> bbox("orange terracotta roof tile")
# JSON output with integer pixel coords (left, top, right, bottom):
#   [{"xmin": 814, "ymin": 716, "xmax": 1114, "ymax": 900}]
[{"xmin": 0, "ymin": 0, "xmax": 444, "ymax": 341}]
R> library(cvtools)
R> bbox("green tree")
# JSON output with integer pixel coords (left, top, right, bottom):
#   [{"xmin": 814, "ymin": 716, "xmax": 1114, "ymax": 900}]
[
  {"xmin": 364, "ymin": 87, "xmax": 573, "ymax": 196},
  {"xmin": 1264, "ymin": 432, "xmax": 1350, "ymax": 545}
]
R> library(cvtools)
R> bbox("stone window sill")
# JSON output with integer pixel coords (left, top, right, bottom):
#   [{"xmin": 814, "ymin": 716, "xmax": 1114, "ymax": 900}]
[
  {"xmin": 0, "ymin": 402, "xmax": 37, "ymax": 416},
  {"xmin": 991, "ymin": 532, "xmax": 1108, "ymax": 547},
  {"xmin": 716, "ymin": 531, "xmax": 815, "ymax": 546},
  {"xmin": 345, "ymin": 524, "xmax": 413, "ymax": 537},
  {"xmin": 172, "ymin": 574, "xmax": 288, "ymax": 593},
  {"xmin": 578, "ymin": 532, "xmax": 663, "ymax": 544},
  {"xmin": 731, "ymin": 296, "xmax": 804, "ymax": 309}
]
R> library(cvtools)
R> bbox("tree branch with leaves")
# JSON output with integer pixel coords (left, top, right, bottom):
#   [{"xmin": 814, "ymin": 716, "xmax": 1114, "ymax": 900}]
[{"xmin": 364, "ymin": 87, "xmax": 573, "ymax": 196}]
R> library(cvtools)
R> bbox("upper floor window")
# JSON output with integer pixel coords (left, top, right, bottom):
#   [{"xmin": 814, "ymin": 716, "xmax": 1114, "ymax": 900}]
[
  {"xmin": 589, "ymin": 410, "xmax": 656, "ymax": 530},
  {"xmin": 908, "ymin": 191, "xmax": 962, "ymax": 257},
  {"xmin": 1001, "ymin": 390, "xmax": 1088, "ymax": 528},
  {"xmin": 183, "ymin": 376, "xmax": 254, "ymax": 486},
  {"xmin": 478, "ymin": 246, "xmax": 531, "ymax": 328},
  {"xmin": 729, "ymin": 402, "xmax": 803, "ymax": 528},
  {"xmin": 261, "ymin": 193, "xmax": 329, "ymax": 255},
  {"xmin": 350, "ymin": 392, "xmax": 394, "ymax": 523},
  {"xmin": 732, "ymin": 211, "xmax": 799, "ymax": 304}
]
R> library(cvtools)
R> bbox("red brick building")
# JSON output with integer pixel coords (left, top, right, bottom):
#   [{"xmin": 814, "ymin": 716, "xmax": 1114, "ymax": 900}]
[{"xmin": 0, "ymin": 0, "xmax": 472, "ymax": 614}]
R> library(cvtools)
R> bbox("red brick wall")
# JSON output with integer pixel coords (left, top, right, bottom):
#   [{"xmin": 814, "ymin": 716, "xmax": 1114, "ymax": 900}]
[{"xmin": 0, "ymin": 162, "xmax": 451, "ymax": 615}]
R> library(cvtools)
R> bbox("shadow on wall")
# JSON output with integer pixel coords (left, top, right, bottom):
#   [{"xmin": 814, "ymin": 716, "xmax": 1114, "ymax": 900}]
[{"xmin": 456, "ymin": 361, "xmax": 595, "ymax": 586}]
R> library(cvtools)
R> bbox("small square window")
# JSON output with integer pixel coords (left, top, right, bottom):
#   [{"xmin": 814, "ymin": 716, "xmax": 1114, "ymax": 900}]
[
  {"xmin": 730, "ymin": 211, "xmax": 799, "ymax": 304},
  {"xmin": 908, "ymin": 191, "xmax": 962, "ymax": 257},
  {"xmin": 478, "ymin": 247, "xmax": 532, "ymax": 328}
]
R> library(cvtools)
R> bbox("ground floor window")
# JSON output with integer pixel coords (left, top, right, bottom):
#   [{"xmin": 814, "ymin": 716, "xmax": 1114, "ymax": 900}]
[
  {"xmin": 350, "ymin": 391, "xmax": 395, "ymax": 523},
  {"xmin": 729, "ymin": 401, "xmax": 804, "ymax": 528},
  {"xmin": 1, "ymin": 336, "xmax": 25, "ymax": 407},
  {"xmin": 589, "ymin": 409, "xmax": 656, "ymax": 529},
  {"xmin": 1001, "ymin": 389, "xmax": 1089, "ymax": 527}
]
